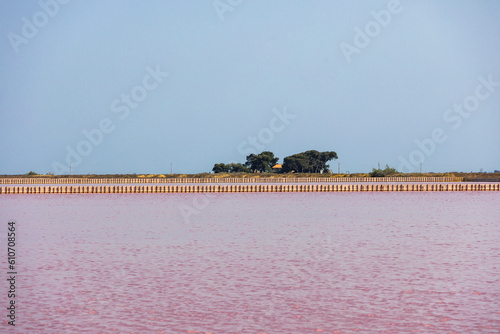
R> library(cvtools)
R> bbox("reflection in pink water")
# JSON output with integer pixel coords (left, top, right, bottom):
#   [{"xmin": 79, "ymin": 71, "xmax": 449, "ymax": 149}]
[{"xmin": 1, "ymin": 192, "xmax": 499, "ymax": 333}]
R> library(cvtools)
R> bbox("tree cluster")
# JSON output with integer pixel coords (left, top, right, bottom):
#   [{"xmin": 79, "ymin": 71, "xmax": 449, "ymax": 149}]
[
  {"xmin": 369, "ymin": 165, "xmax": 398, "ymax": 177},
  {"xmin": 212, "ymin": 150, "xmax": 338, "ymax": 174},
  {"xmin": 281, "ymin": 150, "xmax": 337, "ymax": 173},
  {"xmin": 212, "ymin": 163, "xmax": 249, "ymax": 173},
  {"xmin": 244, "ymin": 151, "xmax": 279, "ymax": 173}
]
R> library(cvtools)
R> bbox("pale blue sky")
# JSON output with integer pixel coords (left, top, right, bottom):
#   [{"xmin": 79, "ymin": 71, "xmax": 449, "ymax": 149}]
[{"xmin": 1, "ymin": 0, "xmax": 499, "ymax": 175}]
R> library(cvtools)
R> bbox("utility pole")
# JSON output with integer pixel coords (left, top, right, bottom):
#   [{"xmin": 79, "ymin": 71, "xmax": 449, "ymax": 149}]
[
  {"xmin": 338, "ymin": 163, "xmax": 340, "ymax": 174},
  {"xmin": 70, "ymin": 162, "xmax": 71, "ymax": 176},
  {"xmin": 378, "ymin": 162, "xmax": 380, "ymax": 170},
  {"xmin": 170, "ymin": 163, "xmax": 173, "ymax": 175},
  {"xmin": 420, "ymin": 162, "xmax": 422, "ymax": 174}
]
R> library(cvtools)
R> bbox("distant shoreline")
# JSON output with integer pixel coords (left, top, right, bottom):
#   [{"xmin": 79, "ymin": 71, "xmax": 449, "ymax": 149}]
[{"xmin": 1, "ymin": 172, "xmax": 499, "ymax": 183}]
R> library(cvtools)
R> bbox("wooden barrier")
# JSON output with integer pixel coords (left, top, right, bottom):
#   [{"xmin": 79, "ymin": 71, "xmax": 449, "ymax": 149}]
[
  {"xmin": 0, "ymin": 176, "xmax": 465, "ymax": 185},
  {"xmin": 1, "ymin": 183, "xmax": 499, "ymax": 194}
]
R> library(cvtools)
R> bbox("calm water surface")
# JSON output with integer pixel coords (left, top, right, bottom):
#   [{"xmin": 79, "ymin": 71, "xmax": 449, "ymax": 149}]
[{"xmin": 1, "ymin": 192, "xmax": 499, "ymax": 333}]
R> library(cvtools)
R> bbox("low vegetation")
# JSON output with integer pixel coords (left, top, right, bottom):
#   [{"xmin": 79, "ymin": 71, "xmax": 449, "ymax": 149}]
[
  {"xmin": 1, "ymin": 162, "xmax": 498, "ymax": 182},
  {"xmin": 212, "ymin": 163, "xmax": 250, "ymax": 173},
  {"xmin": 1, "ymin": 172, "xmax": 499, "ymax": 181},
  {"xmin": 369, "ymin": 165, "xmax": 398, "ymax": 177}
]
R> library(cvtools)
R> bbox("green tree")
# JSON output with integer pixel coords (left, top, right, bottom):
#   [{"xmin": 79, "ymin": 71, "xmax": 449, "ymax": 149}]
[
  {"xmin": 228, "ymin": 163, "xmax": 250, "ymax": 173},
  {"xmin": 282, "ymin": 150, "xmax": 338, "ymax": 173},
  {"xmin": 212, "ymin": 162, "xmax": 250, "ymax": 173},
  {"xmin": 245, "ymin": 151, "xmax": 279, "ymax": 173},
  {"xmin": 212, "ymin": 163, "xmax": 229, "ymax": 173},
  {"xmin": 369, "ymin": 164, "xmax": 398, "ymax": 177}
]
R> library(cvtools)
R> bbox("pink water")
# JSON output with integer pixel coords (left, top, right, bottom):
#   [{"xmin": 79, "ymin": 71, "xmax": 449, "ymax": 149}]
[{"xmin": 1, "ymin": 192, "xmax": 499, "ymax": 333}]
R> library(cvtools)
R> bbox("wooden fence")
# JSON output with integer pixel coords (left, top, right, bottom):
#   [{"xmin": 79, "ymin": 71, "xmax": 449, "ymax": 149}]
[
  {"xmin": 1, "ymin": 183, "xmax": 498, "ymax": 194},
  {"xmin": 0, "ymin": 177, "xmax": 464, "ymax": 185}
]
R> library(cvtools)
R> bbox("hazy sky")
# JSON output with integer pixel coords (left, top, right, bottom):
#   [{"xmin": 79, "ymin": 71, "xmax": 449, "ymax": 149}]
[{"xmin": 1, "ymin": 0, "xmax": 499, "ymax": 175}]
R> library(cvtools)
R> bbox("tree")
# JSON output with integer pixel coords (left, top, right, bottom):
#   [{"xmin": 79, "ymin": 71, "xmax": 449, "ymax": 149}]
[
  {"xmin": 228, "ymin": 163, "xmax": 250, "ymax": 173},
  {"xmin": 212, "ymin": 163, "xmax": 229, "ymax": 173},
  {"xmin": 369, "ymin": 164, "xmax": 398, "ymax": 177},
  {"xmin": 212, "ymin": 162, "xmax": 250, "ymax": 173},
  {"xmin": 245, "ymin": 151, "xmax": 279, "ymax": 173},
  {"xmin": 282, "ymin": 150, "xmax": 338, "ymax": 173}
]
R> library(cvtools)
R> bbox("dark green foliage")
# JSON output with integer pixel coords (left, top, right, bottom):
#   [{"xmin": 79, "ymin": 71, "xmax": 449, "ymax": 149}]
[
  {"xmin": 281, "ymin": 150, "xmax": 338, "ymax": 173},
  {"xmin": 227, "ymin": 163, "xmax": 250, "ymax": 173},
  {"xmin": 245, "ymin": 151, "xmax": 279, "ymax": 173},
  {"xmin": 369, "ymin": 165, "xmax": 398, "ymax": 177},
  {"xmin": 27, "ymin": 171, "xmax": 38, "ymax": 176},
  {"xmin": 212, "ymin": 163, "xmax": 250, "ymax": 173},
  {"xmin": 212, "ymin": 150, "xmax": 338, "ymax": 174},
  {"xmin": 212, "ymin": 163, "xmax": 229, "ymax": 173},
  {"xmin": 369, "ymin": 169, "xmax": 386, "ymax": 177}
]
